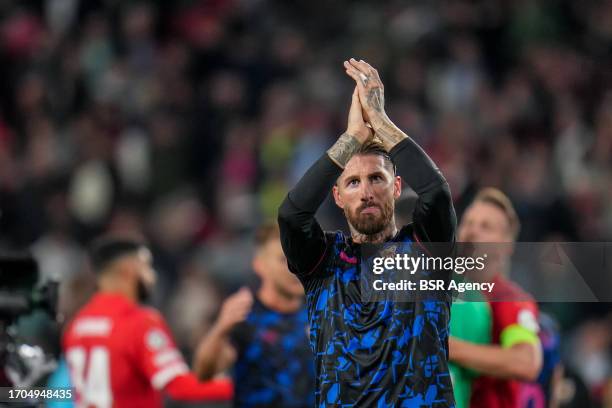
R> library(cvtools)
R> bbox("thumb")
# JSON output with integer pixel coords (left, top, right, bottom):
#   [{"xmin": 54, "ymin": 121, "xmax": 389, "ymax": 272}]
[
  {"xmin": 351, "ymin": 87, "xmax": 360, "ymax": 105},
  {"xmin": 355, "ymin": 87, "xmax": 371, "ymax": 123},
  {"xmin": 234, "ymin": 287, "xmax": 249, "ymax": 298},
  {"xmin": 350, "ymin": 87, "xmax": 363, "ymax": 118},
  {"xmin": 240, "ymin": 287, "xmax": 254, "ymax": 300}
]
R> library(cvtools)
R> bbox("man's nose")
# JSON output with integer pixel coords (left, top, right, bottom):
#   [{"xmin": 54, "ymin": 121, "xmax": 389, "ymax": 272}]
[{"xmin": 359, "ymin": 182, "xmax": 374, "ymax": 200}]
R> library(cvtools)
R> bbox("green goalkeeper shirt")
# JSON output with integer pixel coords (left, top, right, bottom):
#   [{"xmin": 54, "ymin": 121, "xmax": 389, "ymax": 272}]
[{"xmin": 449, "ymin": 298, "xmax": 492, "ymax": 408}]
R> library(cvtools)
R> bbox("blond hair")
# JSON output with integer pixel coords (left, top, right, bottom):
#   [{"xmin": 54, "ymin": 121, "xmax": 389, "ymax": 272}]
[
  {"xmin": 473, "ymin": 188, "xmax": 520, "ymax": 239},
  {"xmin": 254, "ymin": 222, "xmax": 280, "ymax": 249}
]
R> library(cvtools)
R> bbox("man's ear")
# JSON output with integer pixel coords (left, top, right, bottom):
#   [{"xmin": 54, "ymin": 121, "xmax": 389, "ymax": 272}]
[
  {"xmin": 118, "ymin": 258, "xmax": 136, "ymax": 280},
  {"xmin": 332, "ymin": 184, "xmax": 344, "ymax": 209},
  {"xmin": 393, "ymin": 175, "xmax": 402, "ymax": 199}
]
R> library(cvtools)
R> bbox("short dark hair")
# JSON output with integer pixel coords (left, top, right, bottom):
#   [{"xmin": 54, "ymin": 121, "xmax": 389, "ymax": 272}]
[
  {"xmin": 89, "ymin": 237, "xmax": 147, "ymax": 274},
  {"xmin": 355, "ymin": 139, "xmax": 396, "ymax": 174},
  {"xmin": 254, "ymin": 222, "xmax": 280, "ymax": 250}
]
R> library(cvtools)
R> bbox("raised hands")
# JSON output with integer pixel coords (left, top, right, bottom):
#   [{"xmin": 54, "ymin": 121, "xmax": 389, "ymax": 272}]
[
  {"xmin": 344, "ymin": 58, "xmax": 407, "ymax": 151},
  {"xmin": 343, "ymin": 58, "xmax": 388, "ymax": 126},
  {"xmin": 347, "ymin": 86, "xmax": 374, "ymax": 144},
  {"xmin": 327, "ymin": 86, "xmax": 374, "ymax": 168},
  {"xmin": 327, "ymin": 58, "xmax": 408, "ymax": 167}
]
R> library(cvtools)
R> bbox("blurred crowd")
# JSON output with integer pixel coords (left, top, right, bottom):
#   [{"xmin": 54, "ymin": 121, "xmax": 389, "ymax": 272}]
[{"xmin": 0, "ymin": 0, "xmax": 611, "ymax": 406}]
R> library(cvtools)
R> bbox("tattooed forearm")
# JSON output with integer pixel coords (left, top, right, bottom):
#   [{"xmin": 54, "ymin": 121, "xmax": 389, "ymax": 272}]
[
  {"xmin": 327, "ymin": 132, "xmax": 363, "ymax": 168},
  {"xmin": 372, "ymin": 117, "xmax": 408, "ymax": 151}
]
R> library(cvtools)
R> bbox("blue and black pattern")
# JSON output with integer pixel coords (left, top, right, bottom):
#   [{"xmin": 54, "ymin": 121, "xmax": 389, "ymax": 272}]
[
  {"xmin": 302, "ymin": 226, "xmax": 455, "ymax": 407},
  {"xmin": 231, "ymin": 297, "xmax": 315, "ymax": 408}
]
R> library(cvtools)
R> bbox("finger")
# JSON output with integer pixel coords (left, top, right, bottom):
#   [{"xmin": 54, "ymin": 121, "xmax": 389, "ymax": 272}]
[
  {"xmin": 345, "ymin": 66, "xmax": 369, "ymax": 89},
  {"xmin": 344, "ymin": 62, "xmax": 362, "ymax": 80},
  {"xmin": 351, "ymin": 60, "xmax": 377, "ymax": 84},
  {"xmin": 236, "ymin": 297, "xmax": 253, "ymax": 307},
  {"xmin": 354, "ymin": 59, "xmax": 372, "ymax": 73},
  {"xmin": 234, "ymin": 295, "xmax": 251, "ymax": 304},
  {"xmin": 346, "ymin": 70, "xmax": 367, "ymax": 90},
  {"xmin": 226, "ymin": 294, "xmax": 242, "ymax": 305},
  {"xmin": 357, "ymin": 59, "xmax": 375, "ymax": 74},
  {"xmin": 238, "ymin": 287, "xmax": 253, "ymax": 300},
  {"xmin": 348, "ymin": 60, "xmax": 380, "ymax": 90},
  {"xmin": 356, "ymin": 59, "xmax": 383, "ymax": 86},
  {"xmin": 229, "ymin": 288, "xmax": 248, "ymax": 300},
  {"xmin": 344, "ymin": 68, "xmax": 360, "ymax": 84},
  {"xmin": 350, "ymin": 87, "xmax": 364, "ymax": 118},
  {"xmin": 354, "ymin": 88, "xmax": 367, "ymax": 109},
  {"xmin": 230, "ymin": 297, "xmax": 252, "ymax": 309},
  {"xmin": 348, "ymin": 58, "xmax": 367, "ymax": 74},
  {"xmin": 345, "ymin": 59, "xmax": 364, "ymax": 73},
  {"xmin": 233, "ymin": 292, "xmax": 250, "ymax": 302},
  {"xmin": 357, "ymin": 59, "xmax": 380, "ymax": 81},
  {"xmin": 367, "ymin": 67, "xmax": 381, "ymax": 83},
  {"xmin": 371, "ymin": 68, "xmax": 381, "ymax": 82}
]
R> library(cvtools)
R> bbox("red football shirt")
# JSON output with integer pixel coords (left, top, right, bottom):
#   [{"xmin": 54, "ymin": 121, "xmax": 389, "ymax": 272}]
[
  {"xmin": 63, "ymin": 293, "xmax": 192, "ymax": 408},
  {"xmin": 470, "ymin": 276, "xmax": 540, "ymax": 408}
]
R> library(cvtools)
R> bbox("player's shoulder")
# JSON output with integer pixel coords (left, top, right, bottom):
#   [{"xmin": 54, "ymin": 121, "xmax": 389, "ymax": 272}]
[
  {"xmin": 490, "ymin": 278, "xmax": 539, "ymax": 334},
  {"xmin": 397, "ymin": 223, "xmax": 449, "ymax": 257},
  {"xmin": 63, "ymin": 297, "xmax": 115, "ymax": 346},
  {"xmin": 322, "ymin": 230, "xmax": 352, "ymax": 257},
  {"xmin": 398, "ymin": 223, "xmax": 416, "ymax": 237},
  {"xmin": 131, "ymin": 305, "xmax": 168, "ymax": 327},
  {"xmin": 324, "ymin": 230, "xmax": 346, "ymax": 245},
  {"xmin": 493, "ymin": 277, "xmax": 538, "ymax": 309},
  {"xmin": 64, "ymin": 295, "xmax": 110, "ymax": 332},
  {"xmin": 121, "ymin": 306, "xmax": 173, "ymax": 350}
]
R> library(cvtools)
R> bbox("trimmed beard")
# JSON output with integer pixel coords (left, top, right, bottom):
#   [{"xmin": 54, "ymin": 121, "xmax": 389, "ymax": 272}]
[
  {"xmin": 345, "ymin": 199, "xmax": 394, "ymax": 235},
  {"xmin": 137, "ymin": 279, "xmax": 152, "ymax": 303}
]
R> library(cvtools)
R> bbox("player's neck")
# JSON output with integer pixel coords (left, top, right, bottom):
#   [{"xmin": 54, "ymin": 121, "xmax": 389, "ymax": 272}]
[
  {"xmin": 350, "ymin": 220, "xmax": 398, "ymax": 244},
  {"xmin": 257, "ymin": 284, "xmax": 302, "ymax": 314},
  {"xmin": 98, "ymin": 277, "xmax": 137, "ymax": 303}
]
